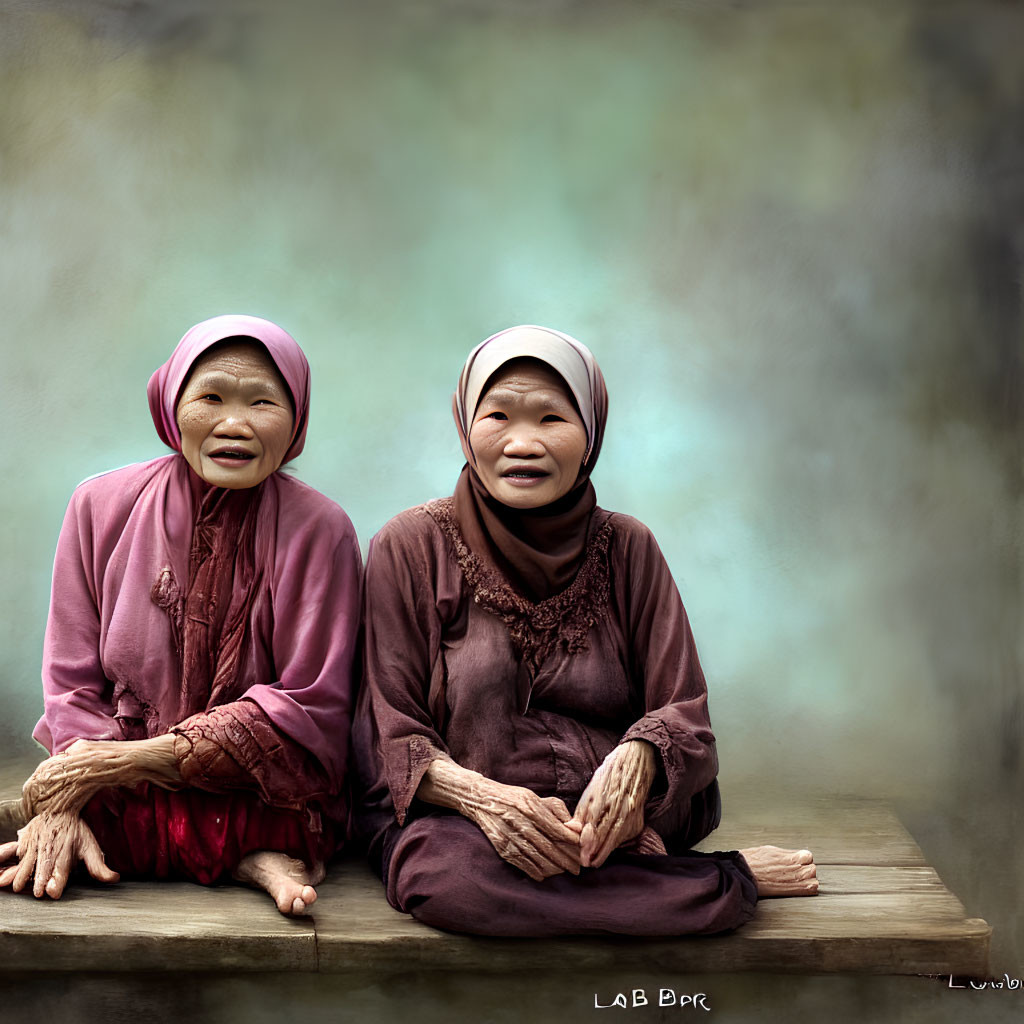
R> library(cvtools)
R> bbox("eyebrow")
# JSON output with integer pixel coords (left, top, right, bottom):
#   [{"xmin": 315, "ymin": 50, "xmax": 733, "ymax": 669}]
[
  {"xmin": 478, "ymin": 387, "xmax": 575, "ymax": 409},
  {"xmin": 187, "ymin": 370, "xmax": 288, "ymax": 395}
]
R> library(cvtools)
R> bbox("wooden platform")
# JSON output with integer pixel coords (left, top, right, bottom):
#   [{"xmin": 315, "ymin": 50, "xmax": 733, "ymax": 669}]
[{"xmin": 0, "ymin": 789, "xmax": 990, "ymax": 977}]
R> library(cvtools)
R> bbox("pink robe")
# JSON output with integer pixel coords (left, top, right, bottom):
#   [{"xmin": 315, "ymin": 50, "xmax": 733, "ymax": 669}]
[{"xmin": 35, "ymin": 454, "xmax": 360, "ymax": 881}]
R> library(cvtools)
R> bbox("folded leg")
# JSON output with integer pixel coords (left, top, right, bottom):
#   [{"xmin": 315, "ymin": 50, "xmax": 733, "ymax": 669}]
[
  {"xmin": 385, "ymin": 814, "xmax": 757, "ymax": 937},
  {"xmin": 80, "ymin": 784, "xmax": 333, "ymax": 885}
]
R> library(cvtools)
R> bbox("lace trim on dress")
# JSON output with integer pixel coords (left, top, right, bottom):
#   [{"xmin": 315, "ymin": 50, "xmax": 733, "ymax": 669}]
[{"xmin": 424, "ymin": 498, "xmax": 614, "ymax": 671}]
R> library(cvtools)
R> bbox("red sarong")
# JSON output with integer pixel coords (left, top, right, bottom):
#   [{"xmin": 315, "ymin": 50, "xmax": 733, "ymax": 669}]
[{"xmin": 81, "ymin": 784, "xmax": 332, "ymax": 885}]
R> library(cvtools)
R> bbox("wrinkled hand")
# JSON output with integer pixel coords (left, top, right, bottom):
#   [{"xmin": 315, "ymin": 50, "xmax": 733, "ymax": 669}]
[
  {"xmin": 469, "ymin": 785, "xmax": 582, "ymax": 882},
  {"xmin": 570, "ymin": 740, "xmax": 657, "ymax": 868},
  {"xmin": 22, "ymin": 736, "xmax": 181, "ymax": 818},
  {"xmin": 0, "ymin": 810, "xmax": 119, "ymax": 899},
  {"xmin": 621, "ymin": 825, "xmax": 667, "ymax": 857},
  {"xmin": 418, "ymin": 759, "xmax": 582, "ymax": 882}
]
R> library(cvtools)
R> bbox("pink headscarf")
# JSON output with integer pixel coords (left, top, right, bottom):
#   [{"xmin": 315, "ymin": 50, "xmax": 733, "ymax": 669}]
[
  {"xmin": 148, "ymin": 314, "xmax": 311, "ymax": 462},
  {"xmin": 35, "ymin": 316, "xmax": 358, "ymax": 790}
]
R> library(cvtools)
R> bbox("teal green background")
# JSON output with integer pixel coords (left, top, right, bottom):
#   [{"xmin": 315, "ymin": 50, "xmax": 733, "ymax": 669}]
[{"xmin": 1, "ymin": 0, "xmax": 1021, "ymax": 1017}]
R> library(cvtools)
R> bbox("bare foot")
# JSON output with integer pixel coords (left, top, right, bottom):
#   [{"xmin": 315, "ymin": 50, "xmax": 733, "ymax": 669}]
[
  {"xmin": 233, "ymin": 851, "xmax": 326, "ymax": 916},
  {"xmin": 739, "ymin": 845, "xmax": 818, "ymax": 897}
]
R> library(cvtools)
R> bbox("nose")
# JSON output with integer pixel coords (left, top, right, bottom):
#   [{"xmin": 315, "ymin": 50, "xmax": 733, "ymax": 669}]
[
  {"xmin": 213, "ymin": 401, "xmax": 255, "ymax": 438},
  {"xmin": 502, "ymin": 427, "xmax": 544, "ymax": 458}
]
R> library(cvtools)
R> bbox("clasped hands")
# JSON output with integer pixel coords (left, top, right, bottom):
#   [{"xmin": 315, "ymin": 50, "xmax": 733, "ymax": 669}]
[
  {"xmin": 423, "ymin": 740, "xmax": 662, "ymax": 882},
  {"xmin": 1, "ymin": 735, "xmax": 181, "ymax": 899}
]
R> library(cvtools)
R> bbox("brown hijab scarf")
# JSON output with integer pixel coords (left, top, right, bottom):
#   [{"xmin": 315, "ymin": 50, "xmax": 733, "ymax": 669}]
[
  {"xmin": 426, "ymin": 326, "xmax": 611, "ymax": 670},
  {"xmin": 449, "ymin": 325, "xmax": 609, "ymax": 602}
]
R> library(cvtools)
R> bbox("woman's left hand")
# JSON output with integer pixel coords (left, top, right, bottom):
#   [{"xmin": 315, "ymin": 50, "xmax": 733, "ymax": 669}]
[
  {"xmin": 569, "ymin": 740, "xmax": 658, "ymax": 869},
  {"xmin": 0, "ymin": 809, "xmax": 119, "ymax": 899},
  {"xmin": 22, "ymin": 736, "xmax": 182, "ymax": 817}
]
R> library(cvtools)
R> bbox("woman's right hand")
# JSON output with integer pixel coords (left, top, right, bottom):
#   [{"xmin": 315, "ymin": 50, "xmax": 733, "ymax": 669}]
[
  {"xmin": 466, "ymin": 784, "xmax": 583, "ymax": 882},
  {"xmin": 0, "ymin": 809, "xmax": 119, "ymax": 899},
  {"xmin": 416, "ymin": 758, "xmax": 582, "ymax": 881}
]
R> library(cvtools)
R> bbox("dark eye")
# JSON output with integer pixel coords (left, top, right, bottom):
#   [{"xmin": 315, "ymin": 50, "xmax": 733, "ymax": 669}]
[
  {"xmin": 485, "ymin": 411, "xmax": 508, "ymax": 421},
  {"xmin": 200, "ymin": 393, "xmax": 222, "ymax": 402},
  {"xmin": 541, "ymin": 414, "xmax": 566, "ymax": 423},
  {"xmin": 252, "ymin": 399, "xmax": 276, "ymax": 406}
]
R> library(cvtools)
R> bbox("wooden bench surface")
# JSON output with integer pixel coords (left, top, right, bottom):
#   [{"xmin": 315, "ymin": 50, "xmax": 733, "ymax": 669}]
[{"xmin": 0, "ymin": 781, "xmax": 990, "ymax": 977}]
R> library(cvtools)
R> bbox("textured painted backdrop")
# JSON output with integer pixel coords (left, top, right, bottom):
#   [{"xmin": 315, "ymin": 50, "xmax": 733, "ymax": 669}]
[{"xmin": 1, "ymin": 0, "xmax": 1021, "ymax": 1011}]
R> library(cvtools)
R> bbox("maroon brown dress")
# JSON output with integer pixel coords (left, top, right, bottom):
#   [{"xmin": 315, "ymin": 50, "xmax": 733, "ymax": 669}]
[{"xmin": 354, "ymin": 498, "xmax": 758, "ymax": 937}]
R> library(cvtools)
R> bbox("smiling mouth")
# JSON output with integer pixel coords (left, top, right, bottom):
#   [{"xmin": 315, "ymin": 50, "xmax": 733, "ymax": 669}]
[
  {"xmin": 208, "ymin": 450, "xmax": 256, "ymax": 462},
  {"xmin": 502, "ymin": 469, "xmax": 548, "ymax": 480}
]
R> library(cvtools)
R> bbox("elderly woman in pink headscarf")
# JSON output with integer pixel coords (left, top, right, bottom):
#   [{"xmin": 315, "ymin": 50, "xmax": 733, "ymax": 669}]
[{"xmin": 0, "ymin": 316, "xmax": 360, "ymax": 915}]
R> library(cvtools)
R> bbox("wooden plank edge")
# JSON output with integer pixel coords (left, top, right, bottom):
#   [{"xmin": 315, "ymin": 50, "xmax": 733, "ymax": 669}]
[
  {"xmin": 0, "ymin": 919, "xmax": 989, "ymax": 978},
  {"xmin": 313, "ymin": 919, "xmax": 992, "ymax": 977},
  {"xmin": 0, "ymin": 930, "xmax": 318, "ymax": 973}
]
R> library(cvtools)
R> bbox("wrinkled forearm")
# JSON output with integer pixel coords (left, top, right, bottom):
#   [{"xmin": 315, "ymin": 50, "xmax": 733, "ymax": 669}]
[
  {"xmin": 25, "ymin": 701, "xmax": 334, "ymax": 819},
  {"xmin": 609, "ymin": 739, "xmax": 657, "ymax": 809},
  {"xmin": 415, "ymin": 756, "xmax": 481, "ymax": 818},
  {"xmin": 22, "ymin": 735, "xmax": 182, "ymax": 817}
]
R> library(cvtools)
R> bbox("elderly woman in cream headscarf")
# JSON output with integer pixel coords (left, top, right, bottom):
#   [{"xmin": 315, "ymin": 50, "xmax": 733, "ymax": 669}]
[{"xmin": 355, "ymin": 326, "xmax": 816, "ymax": 936}]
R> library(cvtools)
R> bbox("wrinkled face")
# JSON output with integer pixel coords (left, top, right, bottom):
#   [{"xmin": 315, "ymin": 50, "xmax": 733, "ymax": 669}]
[
  {"xmin": 176, "ymin": 340, "xmax": 294, "ymax": 490},
  {"xmin": 469, "ymin": 359, "xmax": 588, "ymax": 509}
]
